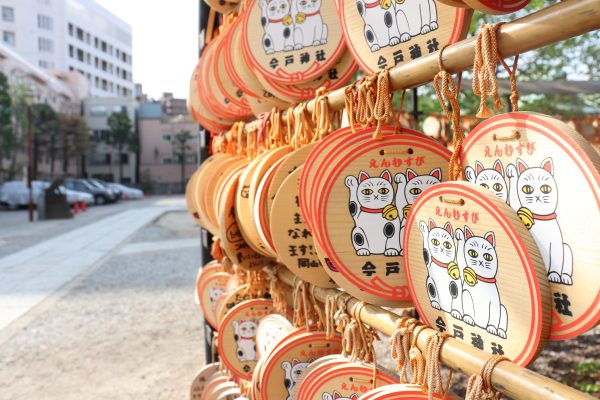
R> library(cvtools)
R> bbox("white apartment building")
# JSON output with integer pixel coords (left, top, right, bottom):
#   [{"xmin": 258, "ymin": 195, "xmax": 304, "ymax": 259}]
[{"xmin": 0, "ymin": 0, "xmax": 134, "ymax": 98}]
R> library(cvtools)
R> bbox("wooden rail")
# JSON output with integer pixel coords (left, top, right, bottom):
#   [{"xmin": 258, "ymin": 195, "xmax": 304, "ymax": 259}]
[
  {"xmin": 276, "ymin": 267, "xmax": 594, "ymax": 400},
  {"xmin": 240, "ymin": 0, "xmax": 600, "ymax": 128}
]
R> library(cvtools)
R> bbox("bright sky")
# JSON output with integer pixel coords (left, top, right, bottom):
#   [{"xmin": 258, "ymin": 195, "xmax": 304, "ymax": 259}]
[{"xmin": 94, "ymin": 0, "xmax": 199, "ymax": 100}]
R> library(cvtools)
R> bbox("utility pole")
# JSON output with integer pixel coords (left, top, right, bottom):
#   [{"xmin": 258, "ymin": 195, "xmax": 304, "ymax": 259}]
[{"xmin": 27, "ymin": 105, "xmax": 33, "ymax": 222}]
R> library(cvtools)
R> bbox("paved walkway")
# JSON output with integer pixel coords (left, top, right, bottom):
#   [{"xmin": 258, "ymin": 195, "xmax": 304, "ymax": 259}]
[{"xmin": 0, "ymin": 201, "xmax": 185, "ymax": 331}]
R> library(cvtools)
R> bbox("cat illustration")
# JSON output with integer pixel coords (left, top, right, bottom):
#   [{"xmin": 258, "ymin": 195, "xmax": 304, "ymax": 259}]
[
  {"xmin": 292, "ymin": 0, "xmax": 328, "ymax": 49},
  {"xmin": 259, "ymin": 0, "xmax": 294, "ymax": 54},
  {"xmin": 419, "ymin": 219, "xmax": 462, "ymax": 318},
  {"xmin": 465, "ymin": 160, "xmax": 508, "ymax": 202},
  {"xmin": 209, "ymin": 287, "xmax": 225, "ymax": 312},
  {"xmin": 345, "ymin": 170, "xmax": 401, "ymax": 256},
  {"xmin": 395, "ymin": 0, "xmax": 439, "ymax": 43},
  {"xmin": 506, "ymin": 158, "xmax": 573, "ymax": 285},
  {"xmin": 355, "ymin": 0, "xmax": 401, "ymax": 52},
  {"xmin": 232, "ymin": 320, "xmax": 258, "ymax": 362},
  {"xmin": 282, "ymin": 358, "xmax": 314, "ymax": 400},
  {"xmin": 323, "ymin": 392, "xmax": 359, "ymax": 400},
  {"xmin": 456, "ymin": 226, "xmax": 508, "ymax": 338},
  {"xmin": 396, "ymin": 168, "xmax": 442, "ymax": 255}
]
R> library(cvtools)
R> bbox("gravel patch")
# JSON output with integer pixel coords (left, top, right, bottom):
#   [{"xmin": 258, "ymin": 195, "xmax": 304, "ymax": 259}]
[
  {"xmin": 129, "ymin": 211, "xmax": 200, "ymax": 243},
  {"xmin": 0, "ymin": 246, "xmax": 204, "ymax": 399}
]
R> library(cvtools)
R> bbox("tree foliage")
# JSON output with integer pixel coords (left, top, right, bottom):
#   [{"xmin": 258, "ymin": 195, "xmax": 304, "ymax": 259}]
[
  {"xmin": 107, "ymin": 111, "xmax": 136, "ymax": 182},
  {"xmin": 0, "ymin": 72, "xmax": 14, "ymax": 180}
]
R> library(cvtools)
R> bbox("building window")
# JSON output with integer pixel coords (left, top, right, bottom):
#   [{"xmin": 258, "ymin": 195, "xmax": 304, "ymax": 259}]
[
  {"xmin": 94, "ymin": 37, "xmax": 98, "ymax": 48},
  {"xmin": 76, "ymin": 27, "xmax": 84, "ymax": 41},
  {"xmin": 120, "ymin": 154, "xmax": 128, "ymax": 163},
  {"xmin": 2, "ymin": 7, "xmax": 14, "ymax": 22},
  {"xmin": 76, "ymin": 48, "xmax": 84, "ymax": 62},
  {"xmin": 38, "ymin": 37, "xmax": 54, "ymax": 52},
  {"xmin": 37, "ymin": 15, "xmax": 53, "ymax": 30},
  {"xmin": 68, "ymin": 23, "xmax": 73, "ymax": 36},
  {"xmin": 162, "ymin": 134, "xmax": 172, "ymax": 142},
  {"xmin": 162, "ymin": 157, "xmax": 173, "ymax": 165},
  {"xmin": 89, "ymin": 105, "xmax": 107, "ymax": 117},
  {"xmin": 69, "ymin": 45, "xmax": 74, "ymax": 57},
  {"xmin": 38, "ymin": 60, "xmax": 54, "ymax": 68},
  {"xmin": 3, "ymin": 31, "xmax": 15, "ymax": 46}
]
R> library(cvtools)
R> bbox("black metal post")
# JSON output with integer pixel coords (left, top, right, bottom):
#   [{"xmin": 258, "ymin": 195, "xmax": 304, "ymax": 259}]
[{"xmin": 27, "ymin": 105, "xmax": 33, "ymax": 222}]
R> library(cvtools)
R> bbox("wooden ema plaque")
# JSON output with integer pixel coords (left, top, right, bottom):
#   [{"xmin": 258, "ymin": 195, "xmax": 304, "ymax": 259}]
[
  {"xmin": 404, "ymin": 182, "xmax": 550, "ymax": 366},
  {"xmin": 260, "ymin": 331, "xmax": 343, "ymax": 400},
  {"xmin": 190, "ymin": 362, "xmax": 222, "ymax": 400},
  {"xmin": 360, "ymin": 384, "xmax": 446, "ymax": 399},
  {"xmin": 269, "ymin": 143, "xmax": 316, "ymax": 213},
  {"xmin": 335, "ymin": 0, "xmax": 472, "ymax": 74},
  {"xmin": 196, "ymin": 263, "xmax": 223, "ymax": 305},
  {"xmin": 256, "ymin": 314, "xmax": 294, "ymax": 357},
  {"xmin": 218, "ymin": 299, "xmax": 280, "ymax": 380},
  {"xmin": 291, "ymin": 354, "xmax": 349, "ymax": 398},
  {"xmin": 213, "ymin": 160, "xmax": 251, "ymax": 229},
  {"xmin": 214, "ymin": 36, "xmax": 253, "ymax": 116},
  {"xmin": 217, "ymin": 284, "xmax": 272, "ymax": 323},
  {"xmin": 188, "ymin": 65, "xmax": 234, "ymax": 133},
  {"xmin": 271, "ymin": 166, "xmax": 338, "ymax": 287},
  {"xmin": 200, "ymin": 376, "xmax": 231, "ymax": 400},
  {"xmin": 461, "ymin": 112, "xmax": 600, "ymax": 340},
  {"xmin": 199, "ymin": 272, "xmax": 231, "ymax": 329},
  {"xmin": 314, "ymin": 129, "xmax": 452, "ymax": 306},
  {"xmin": 298, "ymin": 363, "xmax": 397, "ymax": 400},
  {"xmin": 217, "ymin": 388, "xmax": 242, "ymax": 400},
  {"xmin": 207, "ymin": 382, "xmax": 239, "ymax": 399},
  {"xmin": 220, "ymin": 169, "xmax": 274, "ymax": 271},
  {"xmin": 241, "ymin": 0, "xmax": 346, "ymax": 84},
  {"xmin": 463, "ymin": 0, "xmax": 530, "ymax": 14}
]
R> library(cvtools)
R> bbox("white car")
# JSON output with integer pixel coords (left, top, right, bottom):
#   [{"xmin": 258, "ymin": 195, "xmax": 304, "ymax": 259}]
[
  {"xmin": 107, "ymin": 183, "xmax": 144, "ymax": 200},
  {"xmin": 0, "ymin": 181, "xmax": 45, "ymax": 209}
]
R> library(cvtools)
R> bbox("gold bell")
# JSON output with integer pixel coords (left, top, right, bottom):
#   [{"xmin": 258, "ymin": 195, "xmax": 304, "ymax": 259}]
[
  {"xmin": 403, "ymin": 204, "xmax": 412, "ymax": 219},
  {"xmin": 284, "ymin": 14, "xmax": 293, "ymax": 26},
  {"xmin": 383, "ymin": 204, "xmax": 399, "ymax": 221},
  {"xmin": 517, "ymin": 207, "xmax": 534, "ymax": 230},
  {"xmin": 379, "ymin": 0, "xmax": 393, "ymax": 9},
  {"xmin": 464, "ymin": 267, "xmax": 478, "ymax": 287},
  {"xmin": 448, "ymin": 262, "xmax": 460, "ymax": 280},
  {"xmin": 294, "ymin": 13, "xmax": 305, "ymax": 24}
]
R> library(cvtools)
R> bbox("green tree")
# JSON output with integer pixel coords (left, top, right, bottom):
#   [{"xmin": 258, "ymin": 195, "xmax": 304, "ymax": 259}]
[
  {"xmin": 30, "ymin": 103, "xmax": 59, "ymax": 179},
  {"xmin": 107, "ymin": 111, "xmax": 135, "ymax": 183},
  {"xmin": 59, "ymin": 113, "xmax": 90, "ymax": 176},
  {"xmin": 0, "ymin": 72, "xmax": 15, "ymax": 181},
  {"xmin": 171, "ymin": 130, "xmax": 195, "ymax": 192}
]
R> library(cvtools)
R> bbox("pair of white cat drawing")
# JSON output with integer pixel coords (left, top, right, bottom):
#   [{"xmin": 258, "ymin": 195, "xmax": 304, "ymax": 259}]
[
  {"xmin": 465, "ymin": 158, "xmax": 573, "ymax": 286},
  {"xmin": 420, "ymin": 219, "xmax": 508, "ymax": 338},
  {"xmin": 356, "ymin": 0, "xmax": 438, "ymax": 52},
  {"xmin": 345, "ymin": 168, "xmax": 442, "ymax": 257},
  {"xmin": 259, "ymin": 0, "xmax": 327, "ymax": 55},
  {"xmin": 232, "ymin": 320, "xmax": 258, "ymax": 362}
]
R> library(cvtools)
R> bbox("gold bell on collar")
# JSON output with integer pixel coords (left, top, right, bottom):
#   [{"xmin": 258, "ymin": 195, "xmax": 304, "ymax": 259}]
[
  {"xmin": 383, "ymin": 204, "xmax": 399, "ymax": 221},
  {"xmin": 517, "ymin": 207, "xmax": 534, "ymax": 230}
]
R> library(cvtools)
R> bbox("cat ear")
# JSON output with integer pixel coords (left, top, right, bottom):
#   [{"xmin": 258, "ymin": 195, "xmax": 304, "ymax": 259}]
[
  {"xmin": 541, "ymin": 158, "xmax": 554, "ymax": 175},
  {"xmin": 350, "ymin": 395, "xmax": 359, "ymax": 400},
  {"xmin": 465, "ymin": 166, "xmax": 476, "ymax": 183},
  {"xmin": 430, "ymin": 168, "xmax": 442, "ymax": 180},
  {"xmin": 444, "ymin": 222, "xmax": 453, "ymax": 235},
  {"xmin": 493, "ymin": 160, "xmax": 504, "ymax": 177},
  {"xmin": 380, "ymin": 169, "xmax": 392, "ymax": 183},
  {"xmin": 484, "ymin": 232, "xmax": 496, "ymax": 247},
  {"xmin": 292, "ymin": 358, "xmax": 299, "ymax": 366},
  {"xmin": 358, "ymin": 171, "xmax": 370, "ymax": 182},
  {"xmin": 428, "ymin": 218, "xmax": 436, "ymax": 231},
  {"xmin": 516, "ymin": 158, "xmax": 528, "ymax": 174},
  {"xmin": 475, "ymin": 161, "xmax": 485, "ymax": 175},
  {"xmin": 333, "ymin": 392, "xmax": 342, "ymax": 399},
  {"xmin": 465, "ymin": 226, "xmax": 474, "ymax": 239},
  {"xmin": 406, "ymin": 168, "xmax": 417, "ymax": 180}
]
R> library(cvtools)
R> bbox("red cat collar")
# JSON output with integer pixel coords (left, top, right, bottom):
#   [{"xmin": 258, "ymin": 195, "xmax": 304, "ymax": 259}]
[
  {"xmin": 238, "ymin": 336, "xmax": 256, "ymax": 340},
  {"xmin": 364, "ymin": 0, "xmax": 380, "ymax": 8},
  {"xmin": 360, "ymin": 206, "xmax": 384, "ymax": 214},
  {"xmin": 532, "ymin": 212, "xmax": 557, "ymax": 221},
  {"xmin": 432, "ymin": 258, "xmax": 450, "ymax": 268},
  {"xmin": 269, "ymin": 17, "xmax": 284, "ymax": 23},
  {"xmin": 304, "ymin": 10, "xmax": 321, "ymax": 17},
  {"xmin": 476, "ymin": 275, "xmax": 496, "ymax": 284}
]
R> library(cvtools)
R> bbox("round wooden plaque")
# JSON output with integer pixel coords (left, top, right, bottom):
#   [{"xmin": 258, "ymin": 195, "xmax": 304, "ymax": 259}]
[
  {"xmin": 203, "ymin": 0, "xmax": 239, "ymax": 15},
  {"xmin": 404, "ymin": 181, "xmax": 550, "ymax": 365},
  {"xmin": 199, "ymin": 272, "xmax": 231, "ymax": 329},
  {"xmin": 260, "ymin": 331, "xmax": 343, "ymax": 400},
  {"xmin": 271, "ymin": 165, "xmax": 338, "ymax": 287},
  {"xmin": 220, "ymin": 168, "xmax": 274, "ymax": 271},
  {"xmin": 462, "ymin": 0, "xmax": 530, "ymax": 14},
  {"xmin": 436, "ymin": 0, "xmax": 470, "ymax": 8},
  {"xmin": 217, "ymin": 388, "xmax": 243, "ymax": 400},
  {"xmin": 200, "ymin": 375, "xmax": 231, "ymax": 400},
  {"xmin": 257, "ymin": 314, "xmax": 294, "ymax": 357},
  {"xmin": 335, "ymin": 0, "xmax": 472, "ymax": 75},
  {"xmin": 292, "ymin": 355, "xmax": 350, "ymax": 398},
  {"xmin": 241, "ymin": 0, "xmax": 346, "ymax": 84},
  {"xmin": 360, "ymin": 384, "xmax": 446, "ymax": 399},
  {"xmin": 299, "ymin": 363, "xmax": 397, "ymax": 400},
  {"xmin": 215, "ymin": 36, "xmax": 253, "ymax": 115},
  {"xmin": 218, "ymin": 299, "xmax": 280, "ymax": 380},
  {"xmin": 196, "ymin": 262, "xmax": 223, "ymax": 304},
  {"xmin": 190, "ymin": 362, "xmax": 222, "ymax": 400},
  {"xmin": 218, "ymin": 284, "xmax": 272, "ymax": 324},
  {"xmin": 461, "ymin": 112, "xmax": 600, "ymax": 340},
  {"xmin": 213, "ymin": 160, "xmax": 250, "ymax": 230},
  {"xmin": 189, "ymin": 65, "xmax": 234, "ymax": 133},
  {"xmin": 315, "ymin": 131, "xmax": 452, "ymax": 306}
]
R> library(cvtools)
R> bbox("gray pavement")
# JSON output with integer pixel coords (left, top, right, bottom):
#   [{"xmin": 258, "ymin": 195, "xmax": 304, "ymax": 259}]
[{"xmin": 0, "ymin": 200, "xmax": 207, "ymax": 399}]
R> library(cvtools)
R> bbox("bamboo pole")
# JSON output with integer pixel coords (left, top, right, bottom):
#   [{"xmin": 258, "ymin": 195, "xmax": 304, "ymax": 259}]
[
  {"xmin": 240, "ymin": 0, "xmax": 600, "ymax": 129},
  {"xmin": 276, "ymin": 267, "xmax": 594, "ymax": 400}
]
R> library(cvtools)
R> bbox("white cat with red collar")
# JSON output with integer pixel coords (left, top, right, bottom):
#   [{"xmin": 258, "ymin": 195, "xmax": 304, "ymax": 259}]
[
  {"xmin": 232, "ymin": 320, "xmax": 258, "ymax": 362},
  {"xmin": 355, "ymin": 0, "xmax": 401, "ymax": 52},
  {"xmin": 259, "ymin": 0, "xmax": 294, "ymax": 54},
  {"xmin": 292, "ymin": 0, "xmax": 328, "ymax": 49}
]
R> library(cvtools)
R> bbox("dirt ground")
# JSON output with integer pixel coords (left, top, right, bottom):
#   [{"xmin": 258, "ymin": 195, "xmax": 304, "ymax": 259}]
[{"xmin": 0, "ymin": 212, "xmax": 205, "ymax": 399}]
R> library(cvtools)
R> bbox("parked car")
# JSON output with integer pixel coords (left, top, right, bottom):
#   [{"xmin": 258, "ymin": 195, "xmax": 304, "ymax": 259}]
[
  {"xmin": 0, "ymin": 181, "xmax": 44, "ymax": 210},
  {"xmin": 86, "ymin": 179, "xmax": 122, "ymax": 200},
  {"xmin": 62, "ymin": 178, "xmax": 117, "ymax": 205},
  {"xmin": 107, "ymin": 183, "xmax": 144, "ymax": 200}
]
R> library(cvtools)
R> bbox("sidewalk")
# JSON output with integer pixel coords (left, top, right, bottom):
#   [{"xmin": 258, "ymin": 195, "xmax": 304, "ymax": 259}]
[{"xmin": 0, "ymin": 198, "xmax": 185, "ymax": 331}]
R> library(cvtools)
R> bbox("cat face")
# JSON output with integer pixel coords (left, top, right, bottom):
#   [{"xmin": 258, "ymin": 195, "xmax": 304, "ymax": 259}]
[
  {"xmin": 357, "ymin": 170, "xmax": 394, "ymax": 209},
  {"xmin": 267, "ymin": 0, "xmax": 290, "ymax": 19},
  {"xmin": 464, "ymin": 226, "xmax": 498, "ymax": 279},
  {"xmin": 296, "ymin": 0, "xmax": 321, "ymax": 13},
  {"xmin": 404, "ymin": 168, "xmax": 442, "ymax": 204},
  {"xmin": 209, "ymin": 287, "xmax": 225, "ymax": 304},
  {"xmin": 289, "ymin": 359, "xmax": 311, "ymax": 382},
  {"xmin": 237, "ymin": 320, "xmax": 257, "ymax": 337},
  {"xmin": 427, "ymin": 219, "xmax": 455, "ymax": 264},
  {"xmin": 467, "ymin": 160, "xmax": 507, "ymax": 202},
  {"xmin": 516, "ymin": 158, "xmax": 558, "ymax": 215}
]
